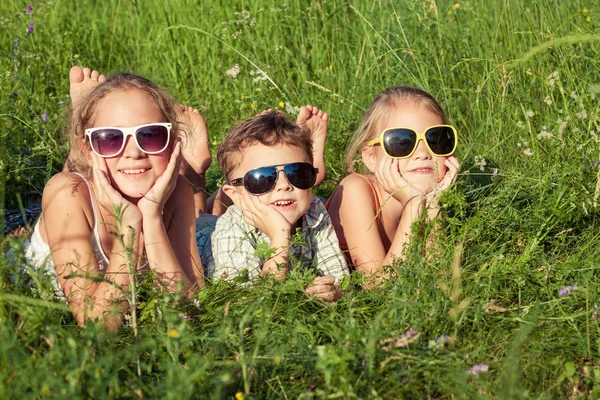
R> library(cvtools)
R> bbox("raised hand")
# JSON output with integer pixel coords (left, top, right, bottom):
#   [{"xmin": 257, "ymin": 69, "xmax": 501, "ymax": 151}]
[
  {"xmin": 137, "ymin": 140, "xmax": 183, "ymax": 218},
  {"xmin": 91, "ymin": 152, "xmax": 141, "ymax": 223},
  {"xmin": 375, "ymin": 157, "xmax": 423, "ymax": 206},
  {"xmin": 238, "ymin": 190, "xmax": 291, "ymax": 241},
  {"xmin": 425, "ymin": 156, "xmax": 460, "ymax": 207}
]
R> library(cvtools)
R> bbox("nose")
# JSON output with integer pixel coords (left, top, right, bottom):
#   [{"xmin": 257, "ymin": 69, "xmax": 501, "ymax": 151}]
[
  {"xmin": 122, "ymin": 136, "xmax": 145, "ymax": 158},
  {"xmin": 411, "ymin": 139, "xmax": 432, "ymax": 160},
  {"xmin": 274, "ymin": 168, "xmax": 293, "ymax": 191}
]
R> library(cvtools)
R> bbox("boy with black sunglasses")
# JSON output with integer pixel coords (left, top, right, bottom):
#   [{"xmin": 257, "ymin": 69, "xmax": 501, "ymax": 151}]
[{"xmin": 201, "ymin": 109, "xmax": 348, "ymax": 301}]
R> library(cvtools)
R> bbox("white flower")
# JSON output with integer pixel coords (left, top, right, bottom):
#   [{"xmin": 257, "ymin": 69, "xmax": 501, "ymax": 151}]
[
  {"xmin": 544, "ymin": 96, "xmax": 552, "ymax": 105},
  {"xmin": 474, "ymin": 155, "xmax": 487, "ymax": 171},
  {"xmin": 547, "ymin": 71, "xmax": 559, "ymax": 87},
  {"xmin": 525, "ymin": 110, "xmax": 535, "ymax": 118},
  {"xmin": 232, "ymin": 30, "xmax": 242, "ymax": 39},
  {"xmin": 250, "ymin": 69, "xmax": 269, "ymax": 83},
  {"xmin": 285, "ymin": 103, "xmax": 300, "ymax": 115},
  {"xmin": 576, "ymin": 110, "xmax": 588, "ymax": 119},
  {"xmin": 570, "ymin": 91, "xmax": 578, "ymax": 100},
  {"xmin": 537, "ymin": 129, "xmax": 553, "ymax": 139},
  {"xmin": 226, "ymin": 64, "xmax": 241, "ymax": 79},
  {"xmin": 516, "ymin": 121, "xmax": 525, "ymax": 129},
  {"xmin": 558, "ymin": 120, "xmax": 567, "ymax": 135},
  {"xmin": 523, "ymin": 148, "xmax": 534, "ymax": 156}
]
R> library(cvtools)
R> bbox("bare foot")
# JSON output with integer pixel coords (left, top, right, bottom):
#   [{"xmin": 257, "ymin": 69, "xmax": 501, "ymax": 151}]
[
  {"xmin": 69, "ymin": 66, "xmax": 106, "ymax": 110},
  {"xmin": 297, "ymin": 105, "xmax": 328, "ymax": 185},
  {"xmin": 178, "ymin": 105, "xmax": 212, "ymax": 215}
]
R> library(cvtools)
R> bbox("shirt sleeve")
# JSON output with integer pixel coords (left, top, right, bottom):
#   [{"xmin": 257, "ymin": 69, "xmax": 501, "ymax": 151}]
[
  {"xmin": 207, "ymin": 207, "xmax": 263, "ymax": 281},
  {"xmin": 309, "ymin": 200, "xmax": 349, "ymax": 282}
]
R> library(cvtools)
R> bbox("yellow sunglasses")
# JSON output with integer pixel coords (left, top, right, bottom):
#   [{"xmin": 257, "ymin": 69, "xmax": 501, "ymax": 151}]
[{"xmin": 367, "ymin": 125, "xmax": 458, "ymax": 159}]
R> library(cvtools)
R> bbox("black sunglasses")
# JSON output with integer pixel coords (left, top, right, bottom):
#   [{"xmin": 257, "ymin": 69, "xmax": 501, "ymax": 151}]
[
  {"xmin": 229, "ymin": 162, "xmax": 318, "ymax": 195},
  {"xmin": 367, "ymin": 125, "xmax": 457, "ymax": 159}
]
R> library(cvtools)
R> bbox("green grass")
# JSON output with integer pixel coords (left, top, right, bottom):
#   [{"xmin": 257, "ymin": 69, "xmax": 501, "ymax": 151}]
[{"xmin": 2, "ymin": 0, "xmax": 600, "ymax": 397}]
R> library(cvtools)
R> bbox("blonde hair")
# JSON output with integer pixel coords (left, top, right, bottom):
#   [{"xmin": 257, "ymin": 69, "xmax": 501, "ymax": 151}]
[
  {"xmin": 68, "ymin": 73, "xmax": 180, "ymax": 176},
  {"xmin": 344, "ymin": 86, "xmax": 447, "ymax": 172}
]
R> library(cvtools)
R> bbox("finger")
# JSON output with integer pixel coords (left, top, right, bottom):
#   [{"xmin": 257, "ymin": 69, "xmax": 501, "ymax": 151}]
[{"xmin": 313, "ymin": 275, "xmax": 336, "ymax": 285}]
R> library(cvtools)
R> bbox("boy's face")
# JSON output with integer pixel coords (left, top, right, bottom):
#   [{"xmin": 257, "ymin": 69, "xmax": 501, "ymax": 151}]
[{"xmin": 224, "ymin": 143, "xmax": 314, "ymax": 226}]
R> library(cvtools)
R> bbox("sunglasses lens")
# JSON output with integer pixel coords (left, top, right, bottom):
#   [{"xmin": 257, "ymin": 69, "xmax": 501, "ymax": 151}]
[
  {"xmin": 90, "ymin": 129, "xmax": 124, "ymax": 157},
  {"xmin": 284, "ymin": 162, "xmax": 317, "ymax": 189},
  {"xmin": 136, "ymin": 125, "xmax": 170, "ymax": 153},
  {"xmin": 426, "ymin": 126, "xmax": 456, "ymax": 155},
  {"xmin": 244, "ymin": 167, "xmax": 278, "ymax": 195},
  {"xmin": 383, "ymin": 129, "xmax": 416, "ymax": 158}
]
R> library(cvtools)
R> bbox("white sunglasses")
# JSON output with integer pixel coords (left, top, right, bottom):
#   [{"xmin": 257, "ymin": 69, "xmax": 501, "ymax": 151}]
[{"xmin": 85, "ymin": 123, "xmax": 171, "ymax": 158}]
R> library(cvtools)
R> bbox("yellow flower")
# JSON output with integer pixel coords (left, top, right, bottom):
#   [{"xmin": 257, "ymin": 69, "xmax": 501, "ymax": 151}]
[
  {"xmin": 255, "ymin": 88, "xmax": 261, "ymax": 92},
  {"xmin": 279, "ymin": 101, "xmax": 285, "ymax": 109},
  {"xmin": 453, "ymin": 3, "xmax": 460, "ymax": 9},
  {"xmin": 583, "ymin": 8, "xmax": 589, "ymax": 13},
  {"xmin": 41, "ymin": 385, "xmax": 50, "ymax": 395},
  {"xmin": 586, "ymin": 16, "xmax": 591, "ymax": 22},
  {"xmin": 168, "ymin": 328, "xmax": 179, "ymax": 338},
  {"xmin": 235, "ymin": 392, "xmax": 245, "ymax": 400},
  {"xmin": 251, "ymin": 103, "xmax": 256, "ymax": 109}
]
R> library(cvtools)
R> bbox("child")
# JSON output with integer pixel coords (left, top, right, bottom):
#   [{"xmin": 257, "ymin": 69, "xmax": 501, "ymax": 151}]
[
  {"xmin": 326, "ymin": 86, "xmax": 460, "ymax": 280},
  {"xmin": 26, "ymin": 70, "xmax": 207, "ymax": 329},
  {"xmin": 201, "ymin": 110, "xmax": 348, "ymax": 302}
]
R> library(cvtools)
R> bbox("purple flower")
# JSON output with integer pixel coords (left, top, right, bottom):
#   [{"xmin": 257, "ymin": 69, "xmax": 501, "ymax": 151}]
[
  {"xmin": 466, "ymin": 363, "xmax": 489, "ymax": 375},
  {"xmin": 405, "ymin": 327, "xmax": 417, "ymax": 338},
  {"xmin": 26, "ymin": 22, "xmax": 34, "ymax": 36},
  {"xmin": 180, "ymin": 314, "xmax": 190, "ymax": 320},
  {"xmin": 41, "ymin": 113, "xmax": 48, "ymax": 122},
  {"xmin": 435, "ymin": 335, "xmax": 452, "ymax": 344},
  {"xmin": 26, "ymin": 4, "xmax": 33, "ymax": 16},
  {"xmin": 559, "ymin": 285, "xmax": 578, "ymax": 297},
  {"xmin": 491, "ymin": 168, "xmax": 499, "ymax": 180}
]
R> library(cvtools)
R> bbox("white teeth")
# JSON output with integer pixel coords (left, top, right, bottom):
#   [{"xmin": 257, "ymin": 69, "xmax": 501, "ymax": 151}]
[
  {"xmin": 274, "ymin": 200, "xmax": 294, "ymax": 206},
  {"xmin": 121, "ymin": 168, "xmax": 148, "ymax": 175}
]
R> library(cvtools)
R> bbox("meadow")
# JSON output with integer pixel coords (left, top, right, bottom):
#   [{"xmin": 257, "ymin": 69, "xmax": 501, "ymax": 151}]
[{"xmin": 1, "ymin": 0, "xmax": 600, "ymax": 397}]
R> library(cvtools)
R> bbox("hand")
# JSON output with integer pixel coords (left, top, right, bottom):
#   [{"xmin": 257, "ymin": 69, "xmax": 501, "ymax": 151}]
[
  {"xmin": 305, "ymin": 275, "xmax": 341, "ymax": 302},
  {"xmin": 375, "ymin": 157, "xmax": 423, "ymax": 206},
  {"xmin": 425, "ymin": 156, "xmax": 460, "ymax": 207},
  {"xmin": 238, "ymin": 190, "xmax": 291, "ymax": 241},
  {"xmin": 91, "ymin": 152, "xmax": 141, "ymax": 223},
  {"xmin": 138, "ymin": 140, "xmax": 183, "ymax": 218}
]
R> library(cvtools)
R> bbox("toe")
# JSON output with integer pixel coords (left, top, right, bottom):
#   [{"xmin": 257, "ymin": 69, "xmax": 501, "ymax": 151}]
[
  {"xmin": 82, "ymin": 67, "xmax": 91, "ymax": 79},
  {"xmin": 98, "ymin": 74, "xmax": 106, "ymax": 83},
  {"xmin": 91, "ymin": 70, "xmax": 99, "ymax": 80},
  {"xmin": 69, "ymin": 66, "xmax": 84, "ymax": 83}
]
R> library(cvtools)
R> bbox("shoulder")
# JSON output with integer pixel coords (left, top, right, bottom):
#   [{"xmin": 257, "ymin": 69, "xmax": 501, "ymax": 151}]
[
  {"xmin": 328, "ymin": 173, "xmax": 378, "ymax": 210},
  {"xmin": 213, "ymin": 205, "xmax": 251, "ymax": 236},
  {"xmin": 42, "ymin": 172, "xmax": 92, "ymax": 211}
]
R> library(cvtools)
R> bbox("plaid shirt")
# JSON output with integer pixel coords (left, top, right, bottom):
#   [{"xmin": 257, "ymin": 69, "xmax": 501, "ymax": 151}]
[{"xmin": 202, "ymin": 197, "xmax": 348, "ymax": 282}]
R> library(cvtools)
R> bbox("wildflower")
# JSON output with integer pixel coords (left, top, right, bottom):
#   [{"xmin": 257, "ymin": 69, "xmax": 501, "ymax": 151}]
[
  {"xmin": 474, "ymin": 156, "xmax": 487, "ymax": 171},
  {"xmin": 453, "ymin": 3, "xmax": 460, "ymax": 9},
  {"xmin": 193, "ymin": 298, "xmax": 200, "ymax": 307},
  {"xmin": 250, "ymin": 69, "xmax": 269, "ymax": 83},
  {"xmin": 491, "ymin": 168, "xmax": 499, "ymax": 180},
  {"xmin": 466, "ymin": 363, "xmax": 489, "ymax": 375},
  {"xmin": 586, "ymin": 16, "xmax": 591, "ymax": 22},
  {"xmin": 285, "ymin": 103, "xmax": 300, "ymax": 115},
  {"xmin": 570, "ymin": 91, "xmax": 578, "ymax": 100},
  {"xmin": 522, "ymin": 148, "xmax": 534, "ymax": 156},
  {"xmin": 180, "ymin": 314, "xmax": 190, "ymax": 320},
  {"xmin": 250, "ymin": 103, "xmax": 256, "ymax": 110},
  {"xmin": 26, "ymin": 4, "xmax": 33, "ymax": 15},
  {"xmin": 26, "ymin": 22, "xmax": 34, "ymax": 36},
  {"xmin": 576, "ymin": 110, "xmax": 588, "ymax": 119},
  {"xmin": 516, "ymin": 121, "xmax": 525, "ymax": 129},
  {"xmin": 168, "ymin": 328, "xmax": 179, "ymax": 338},
  {"xmin": 524, "ymin": 110, "xmax": 535, "ymax": 118},
  {"xmin": 226, "ymin": 64, "xmax": 241, "ymax": 79},
  {"xmin": 12, "ymin": 39, "xmax": 19, "ymax": 60},
  {"xmin": 547, "ymin": 71, "xmax": 559, "ymax": 87},
  {"xmin": 232, "ymin": 30, "xmax": 242, "ymax": 39},
  {"xmin": 537, "ymin": 128, "xmax": 552, "ymax": 140},
  {"xmin": 558, "ymin": 285, "xmax": 578, "ymax": 297},
  {"xmin": 592, "ymin": 303, "xmax": 599, "ymax": 319},
  {"xmin": 279, "ymin": 101, "xmax": 285, "ymax": 109},
  {"xmin": 436, "ymin": 335, "xmax": 452, "ymax": 344},
  {"xmin": 405, "ymin": 327, "xmax": 417, "ymax": 338},
  {"xmin": 558, "ymin": 120, "xmax": 568, "ymax": 135},
  {"xmin": 235, "ymin": 392, "xmax": 245, "ymax": 400},
  {"xmin": 544, "ymin": 96, "xmax": 552, "ymax": 105},
  {"xmin": 41, "ymin": 113, "xmax": 48, "ymax": 122}
]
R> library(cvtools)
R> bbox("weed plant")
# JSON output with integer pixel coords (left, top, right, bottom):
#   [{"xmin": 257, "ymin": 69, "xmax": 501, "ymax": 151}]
[{"xmin": 2, "ymin": 0, "xmax": 600, "ymax": 398}]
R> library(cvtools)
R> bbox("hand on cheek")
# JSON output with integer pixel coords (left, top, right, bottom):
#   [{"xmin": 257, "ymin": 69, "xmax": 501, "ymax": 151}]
[
  {"xmin": 238, "ymin": 190, "xmax": 291, "ymax": 240},
  {"xmin": 375, "ymin": 157, "xmax": 421, "ymax": 206}
]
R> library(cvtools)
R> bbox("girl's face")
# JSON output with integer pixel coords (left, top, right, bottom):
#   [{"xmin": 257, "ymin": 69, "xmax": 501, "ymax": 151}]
[
  {"xmin": 90, "ymin": 88, "xmax": 171, "ymax": 202},
  {"xmin": 367, "ymin": 103, "xmax": 449, "ymax": 194}
]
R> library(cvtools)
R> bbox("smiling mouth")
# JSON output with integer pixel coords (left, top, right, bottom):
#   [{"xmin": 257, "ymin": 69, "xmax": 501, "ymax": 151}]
[
  {"xmin": 272, "ymin": 200, "xmax": 296, "ymax": 207},
  {"xmin": 409, "ymin": 167, "xmax": 434, "ymax": 174},
  {"xmin": 120, "ymin": 168, "xmax": 149, "ymax": 175}
]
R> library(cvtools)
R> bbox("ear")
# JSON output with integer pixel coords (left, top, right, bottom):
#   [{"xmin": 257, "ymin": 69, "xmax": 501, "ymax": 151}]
[
  {"xmin": 361, "ymin": 145, "xmax": 378, "ymax": 173},
  {"xmin": 222, "ymin": 184, "xmax": 242, "ymax": 208}
]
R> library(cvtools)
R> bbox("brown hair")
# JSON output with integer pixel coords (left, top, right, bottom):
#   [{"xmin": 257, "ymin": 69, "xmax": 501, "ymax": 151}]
[
  {"xmin": 344, "ymin": 86, "xmax": 447, "ymax": 172},
  {"xmin": 217, "ymin": 110, "xmax": 313, "ymax": 180},
  {"xmin": 68, "ymin": 73, "xmax": 180, "ymax": 176}
]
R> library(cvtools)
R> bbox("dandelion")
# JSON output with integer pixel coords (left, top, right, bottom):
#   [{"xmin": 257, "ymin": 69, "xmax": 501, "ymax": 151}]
[
  {"xmin": 474, "ymin": 156, "xmax": 487, "ymax": 171},
  {"xmin": 576, "ymin": 110, "xmax": 588, "ymax": 119},
  {"xmin": 26, "ymin": 4, "xmax": 33, "ymax": 15},
  {"xmin": 453, "ymin": 3, "xmax": 460, "ymax": 9},
  {"xmin": 466, "ymin": 363, "xmax": 489, "ymax": 375},
  {"xmin": 544, "ymin": 96, "xmax": 552, "ymax": 105},
  {"xmin": 26, "ymin": 22, "xmax": 34, "ymax": 36},
  {"xmin": 168, "ymin": 328, "xmax": 179, "ymax": 338},
  {"xmin": 524, "ymin": 110, "xmax": 535, "ymax": 118},
  {"xmin": 226, "ymin": 64, "xmax": 241, "ymax": 79},
  {"xmin": 586, "ymin": 16, "xmax": 591, "ymax": 22},
  {"xmin": 547, "ymin": 71, "xmax": 559, "ymax": 87},
  {"xmin": 235, "ymin": 392, "xmax": 245, "ymax": 400},
  {"xmin": 279, "ymin": 101, "xmax": 285, "ymax": 109},
  {"xmin": 41, "ymin": 113, "xmax": 48, "ymax": 122},
  {"xmin": 559, "ymin": 285, "xmax": 577, "ymax": 297},
  {"xmin": 522, "ymin": 148, "xmax": 534, "ymax": 156}
]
